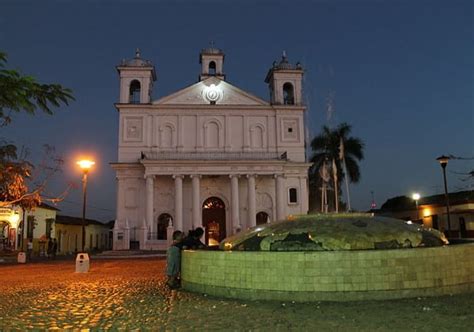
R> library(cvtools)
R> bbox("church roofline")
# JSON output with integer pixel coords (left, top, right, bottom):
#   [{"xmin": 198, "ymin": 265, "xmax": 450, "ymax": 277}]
[
  {"xmin": 151, "ymin": 76, "xmax": 270, "ymax": 106},
  {"xmin": 114, "ymin": 103, "xmax": 306, "ymax": 112}
]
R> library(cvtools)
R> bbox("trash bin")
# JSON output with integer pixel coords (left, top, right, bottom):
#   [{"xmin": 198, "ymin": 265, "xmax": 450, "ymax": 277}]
[
  {"xmin": 17, "ymin": 252, "xmax": 26, "ymax": 264},
  {"xmin": 75, "ymin": 253, "xmax": 90, "ymax": 273}
]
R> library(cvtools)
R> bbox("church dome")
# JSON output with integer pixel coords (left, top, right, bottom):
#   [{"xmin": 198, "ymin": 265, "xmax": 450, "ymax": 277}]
[
  {"xmin": 201, "ymin": 47, "xmax": 224, "ymax": 55},
  {"xmin": 120, "ymin": 48, "xmax": 153, "ymax": 67},
  {"xmin": 219, "ymin": 213, "xmax": 448, "ymax": 251}
]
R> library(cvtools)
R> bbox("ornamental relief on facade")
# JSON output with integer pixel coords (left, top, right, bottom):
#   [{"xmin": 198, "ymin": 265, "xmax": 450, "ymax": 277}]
[
  {"xmin": 156, "ymin": 192, "xmax": 173, "ymax": 208},
  {"xmin": 124, "ymin": 117, "xmax": 143, "ymax": 142},
  {"xmin": 281, "ymin": 118, "xmax": 300, "ymax": 142},
  {"xmin": 256, "ymin": 192, "xmax": 273, "ymax": 209}
]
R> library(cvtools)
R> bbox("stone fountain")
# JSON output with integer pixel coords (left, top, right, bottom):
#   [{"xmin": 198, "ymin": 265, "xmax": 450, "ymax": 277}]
[{"xmin": 181, "ymin": 214, "xmax": 474, "ymax": 301}]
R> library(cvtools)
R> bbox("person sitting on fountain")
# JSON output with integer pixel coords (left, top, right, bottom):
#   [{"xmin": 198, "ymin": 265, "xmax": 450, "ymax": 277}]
[
  {"xmin": 166, "ymin": 230, "xmax": 184, "ymax": 289},
  {"xmin": 181, "ymin": 227, "xmax": 207, "ymax": 250}
]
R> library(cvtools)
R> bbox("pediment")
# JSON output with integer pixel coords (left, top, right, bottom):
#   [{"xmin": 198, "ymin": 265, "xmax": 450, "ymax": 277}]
[{"xmin": 153, "ymin": 77, "xmax": 269, "ymax": 106}]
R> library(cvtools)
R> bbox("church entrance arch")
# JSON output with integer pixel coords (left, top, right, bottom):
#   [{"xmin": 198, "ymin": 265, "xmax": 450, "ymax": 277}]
[
  {"xmin": 256, "ymin": 211, "xmax": 269, "ymax": 225},
  {"xmin": 202, "ymin": 196, "xmax": 226, "ymax": 247}
]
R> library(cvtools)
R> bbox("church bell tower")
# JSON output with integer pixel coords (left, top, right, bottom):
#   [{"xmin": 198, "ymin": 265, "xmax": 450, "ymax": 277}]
[
  {"xmin": 265, "ymin": 51, "xmax": 304, "ymax": 105},
  {"xmin": 199, "ymin": 44, "xmax": 225, "ymax": 81},
  {"xmin": 117, "ymin": 49, "xmax": 156, "ymax": 104}
]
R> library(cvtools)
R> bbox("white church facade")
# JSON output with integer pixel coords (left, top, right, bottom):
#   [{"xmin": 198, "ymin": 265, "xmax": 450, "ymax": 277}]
[{"xmin": 111, "ymin": 47, "xmax": 311, "ymax": 250}]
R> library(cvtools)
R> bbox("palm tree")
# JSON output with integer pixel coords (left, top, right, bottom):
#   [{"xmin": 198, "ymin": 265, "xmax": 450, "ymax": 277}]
[{"xmin": 309, "ymin": 122, "xmax": 364, "ymax": 212}]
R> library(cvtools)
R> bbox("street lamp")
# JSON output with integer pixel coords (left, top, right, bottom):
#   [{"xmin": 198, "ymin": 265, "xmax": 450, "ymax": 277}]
[
  {"xmin": 436, "ymin": 155, "xmax": 451, "ymax": 238},
  {"xmin": 412, "ymin": 192, "xmax": 420, "ymax": 221},
  {"xmin": 77, "ymin": 159, "xmax": 95, "ymax": 251}
]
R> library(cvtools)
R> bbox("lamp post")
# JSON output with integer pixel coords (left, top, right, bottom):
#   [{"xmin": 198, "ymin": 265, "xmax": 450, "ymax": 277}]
[
  {"xmin": 77, "ymin": 159, "xmax": 95, "ymax": 251},
  {"xmin": 412, "ymin": 192, "xmax": 420, "ymax": 221},
  {"xmin": 436, "ymin": 155, "xmax": 451, "ymax": 237}
]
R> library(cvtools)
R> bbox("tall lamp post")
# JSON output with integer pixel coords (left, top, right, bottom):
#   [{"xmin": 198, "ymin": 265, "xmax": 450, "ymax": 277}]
[
  {"xmin": 77, "ymin": 159, "xmax": 95, "ymax": 252},
  {"xmin": 412, "ymin": 192, "xmax": 420, "ymax": 221},
  {"xmin": 436, "ymin": 155, "xmax": 451, "ymax": 238}
]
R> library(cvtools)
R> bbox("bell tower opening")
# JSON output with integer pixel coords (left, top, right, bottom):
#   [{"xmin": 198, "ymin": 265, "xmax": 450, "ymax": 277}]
[
  {"xmin": 129, "ymin": 80, "xmax": 141, "ymax": 104},
  {"xmin": 283, "ymin": 82, "xmax": 295, "ymax": 105},
  {"xmin": 209, "ymin": 61, "xmax": 216, "ymax": 75}
]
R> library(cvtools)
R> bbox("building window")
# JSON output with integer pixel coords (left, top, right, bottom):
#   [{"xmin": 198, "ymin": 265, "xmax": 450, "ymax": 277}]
[
  {"xmin": 283, "ymin": 82, "xmax": 295, "ymax": 105},
  {"xmin": 157, "ymin": 213, "xmax": 172, "ymax": 240},
  {"xmin": 288, "ymin": 188, "xmax": 298, "ymax": 204},
  {"xmin": 209, "ymin": 61, "xmax": 216, "ymax": 75},
  {"xmin": 129, "ymin": 80, "xmax": 141, "ymax": 104}
]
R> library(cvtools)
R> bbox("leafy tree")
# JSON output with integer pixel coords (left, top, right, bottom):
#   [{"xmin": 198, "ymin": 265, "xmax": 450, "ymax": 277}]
[
  {"xmin": 308, "ymin": 122, "xmax": 364, "ymax": 212},
  {"xmin": 0, "ymin": 52, "xmax": 74, "ymax": 208}
]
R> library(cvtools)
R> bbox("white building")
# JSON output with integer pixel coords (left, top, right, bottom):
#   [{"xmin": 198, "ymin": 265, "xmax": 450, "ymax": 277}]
[{"xmin": 111, "ymin": 48, "xmax": 311, "ymax": 250}]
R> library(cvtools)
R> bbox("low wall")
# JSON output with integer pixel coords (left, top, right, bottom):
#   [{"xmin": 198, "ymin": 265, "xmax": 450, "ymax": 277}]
[{"xmin": 181, "ymin": 244, "xmax": 474, "ymax": 301}]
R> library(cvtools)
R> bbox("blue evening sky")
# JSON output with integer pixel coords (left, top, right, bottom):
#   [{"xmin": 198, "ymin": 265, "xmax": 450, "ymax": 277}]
[{"xmin": 1, "ymin": 1, "xmax": 473, "ymax": 221}]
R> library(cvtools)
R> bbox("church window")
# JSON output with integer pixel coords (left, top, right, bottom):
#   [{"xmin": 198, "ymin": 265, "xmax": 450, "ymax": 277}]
[
  {"xmin": 205, "ymin": 121, "xmax": 220, "ymax": 148},
  {"xmin": 283, "ymin": 82, "xmax": 295, "ymax": 105},
  {"xmin": 250, "ymin": 125, "xmax": 264, "ymax": 149},
  {"xmin": 129, "ymin": 80, "xmax": 141, "ymax": 104},
  {"xmin": 288, "ymin": 187, "xmax": 298, "ymax": 204},
  {"xmin": 209, "ymin": 61, "xmax": 216, "ymax": 75}
]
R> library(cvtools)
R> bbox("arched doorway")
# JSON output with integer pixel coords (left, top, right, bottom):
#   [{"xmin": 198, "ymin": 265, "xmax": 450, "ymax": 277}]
[
  {"xmin": 256, "ymin": 212, "xmax": 269, "ymax": 225},
  {"xmin": 0, "ymin": 220, "xmax": 12, "ymax": 251},
  {"xmin": 202, "ymin": 197, "xmax": 226, "ymax": 247},
  {"xmin": 157, "ymin": 213, "xmax": 172, "ymax": 240}
]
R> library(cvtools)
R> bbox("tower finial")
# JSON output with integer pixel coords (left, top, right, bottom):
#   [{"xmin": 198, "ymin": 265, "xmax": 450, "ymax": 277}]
[
  {"xmin": 135, "ymin": 48, "xmax": 141, "ymax": 58},
  {"xmin": 210, "ymin": 40, "xmax": 215, "ymax": 48},
  {"xmin": 282, "ymin": 50, "xmax": 287, "ymax": 59}
]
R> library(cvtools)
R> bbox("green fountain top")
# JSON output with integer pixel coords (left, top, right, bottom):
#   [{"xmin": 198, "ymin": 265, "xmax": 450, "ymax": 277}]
[{"xmin": 220, "ymin": 213, "xmax": 448, "ymax": 251}]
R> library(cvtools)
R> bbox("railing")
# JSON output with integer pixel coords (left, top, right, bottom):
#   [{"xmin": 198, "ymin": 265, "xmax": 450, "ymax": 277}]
[{"xmin": 142, "ymin": 151, "xmax": 286, "ymax": 161}]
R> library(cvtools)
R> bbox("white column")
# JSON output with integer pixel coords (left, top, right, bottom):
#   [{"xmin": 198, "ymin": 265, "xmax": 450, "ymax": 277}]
[
  {"xmin": 247, "ymin": 174, "xmax": 256, "ymax": 228},
  {"xmin": 145, "ymin": 175, "xmax": 154, "ymax": 230},
  {"xmin": 230, "ymin": 174, "xmax": 241, "ymax": 232},
  {"xmin": 275, "ymin": 174, "xmax": 286, "ymax": 220},
  {"xmin": 191, "ymin": 175, "xmax": 202, "ymax": 229},
  {"xmin": 173, "ymin": 175, "xmax": 183, "ymax": 231}
]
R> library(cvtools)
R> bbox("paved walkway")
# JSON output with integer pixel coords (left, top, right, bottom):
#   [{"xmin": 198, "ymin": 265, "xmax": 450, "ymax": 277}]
[
  {"xmin": 0, "ymin": 259, "xmax": 473, "ymax": 330},
  {"xmin": 0, "ymin": 250, "xmax": 167, "ymax": 264}
]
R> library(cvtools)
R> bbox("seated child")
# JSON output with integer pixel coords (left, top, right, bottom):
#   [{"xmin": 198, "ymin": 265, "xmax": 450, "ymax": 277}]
[{"xmin": 166, "ymin": 230, "xmax": 184, "ymax": 289}]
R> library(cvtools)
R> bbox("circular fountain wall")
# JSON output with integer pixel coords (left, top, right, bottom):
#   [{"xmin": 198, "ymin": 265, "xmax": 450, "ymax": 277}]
[{"xmin": 181, "ymin": 214, "xmax": 474, "ymax": 301}]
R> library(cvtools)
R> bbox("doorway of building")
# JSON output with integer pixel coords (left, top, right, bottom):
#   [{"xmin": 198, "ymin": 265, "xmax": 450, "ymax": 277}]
[
  {"xmin": 256, "ymin": 211, "xmax": 269, "ymax": 225},
  {"xmin": 202, "ymin": 197, "xmax": 226, "ymax": 247},
  {"xmin": 0, "ymin": 220, "xmax": 13, "ymax": 251}
]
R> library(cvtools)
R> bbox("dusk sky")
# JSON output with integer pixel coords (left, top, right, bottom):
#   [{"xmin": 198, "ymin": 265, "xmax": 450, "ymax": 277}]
[{"xmin": 1, "ymin": 1, "xmax": 472, "ymax": 222}]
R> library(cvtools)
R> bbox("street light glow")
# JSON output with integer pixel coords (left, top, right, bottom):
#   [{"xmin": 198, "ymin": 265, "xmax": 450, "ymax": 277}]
[
  {"xmin": 412, "ymin": 193, "xmax": 420, "ymax": 201},
  {"xmin": 77, "ymin": 159, "xmax": 95, "ymax": 170},
  {"xmin": 436, "ymin": 155, "xmax": 450, "ymax": 166}
]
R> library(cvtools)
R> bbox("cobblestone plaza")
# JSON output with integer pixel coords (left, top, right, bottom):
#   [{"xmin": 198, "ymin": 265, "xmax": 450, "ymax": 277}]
[{"xmin": 0, "ymin": 258, "xmax": 473, "ymax": 330}]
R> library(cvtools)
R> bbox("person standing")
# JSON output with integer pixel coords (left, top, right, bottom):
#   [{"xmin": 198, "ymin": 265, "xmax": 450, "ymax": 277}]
[
  {"xmin": 27, "ymin": 239, "xmax": 33, "ymax": 261},
  {"xmin": 51, "ymin": 238, "xmax": 58, "ymax": 260},
  {"xmin": 166, "ymin": 230, "xmax": 184, "ymax": 289}
]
